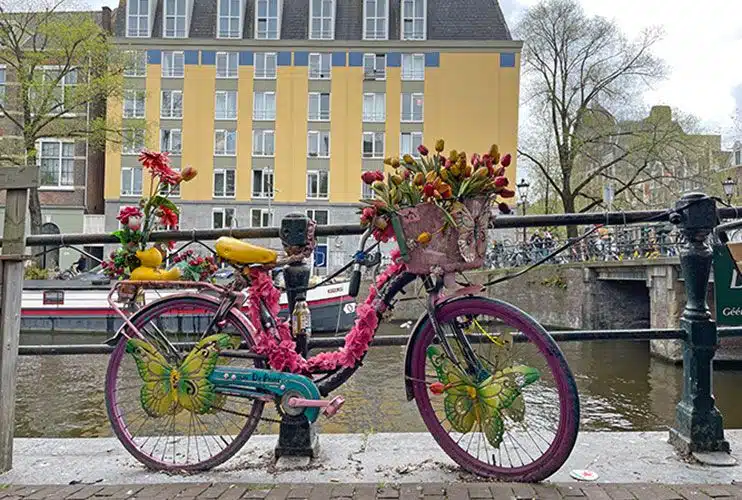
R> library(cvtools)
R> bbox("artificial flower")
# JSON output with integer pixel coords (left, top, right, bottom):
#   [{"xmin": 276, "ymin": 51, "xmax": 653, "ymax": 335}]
[
  {"xmin": 181, "ymin": 166, "xmax": 198, "ymax": 182},
  {"xmin": 158, "ymin": 206, "xmax": 179, "ymax": 227},
  {"xmin": 435, "ymin": 139, "xmax": 445, "ymax": 153},
  {"xmin": 116, "ymin": 206, "xmax": 143, "ymax": 225},
  {"xmin": 417, "ymin": 144, "xmax": 429, "ymax": 156},
  {"xmin": 494, "ymin": 176, "xmax": 509, "ymax": 187},
  {"xmin": 127, "ymin": 216, "xmax": 142, "ymax": 231},
  {"xmin": 500, "ymin": 153, "xmax": 512, "ymax": 167},
  {"xmin": 500, "ymin": 188, "xmax": 516, "ymax": 198}
]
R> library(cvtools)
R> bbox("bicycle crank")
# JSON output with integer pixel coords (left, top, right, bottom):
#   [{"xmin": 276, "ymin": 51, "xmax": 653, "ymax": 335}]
[{"xmin": 209, "ymin": 366, "xmax": 343, "ymax": 422}]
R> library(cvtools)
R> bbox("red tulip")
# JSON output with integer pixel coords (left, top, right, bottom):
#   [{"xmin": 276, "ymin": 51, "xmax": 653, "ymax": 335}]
[
  {"xmin": 417, "ymin": 144, "xmax": 429, "ymax": 156},
  {"xmin": 494, "ymin": 176, "xmax": 508, "ymax": 187},
  {"xmin": 430, "ymin": 382, "xmax": 446, "ymax": 395},
  {"xmin": 362, "ymin": 171, "xmax": 378, "ymax": 185},
  {"xmin": 498, "ymin": 202, "xmax": 511, "ymax": 214},
  {"xmin": 500, "ymin": 188, "xmax": 515, "ymax": 198},
  {"xmin": 500, "ymin": 153, "xmax": 512, "ymax": 167}
]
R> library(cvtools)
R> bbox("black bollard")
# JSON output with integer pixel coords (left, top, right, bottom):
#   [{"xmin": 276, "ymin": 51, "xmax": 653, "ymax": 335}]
[
  {"xmin": 668, "ymin": 193, "xmax": 735, "ymax": 464},
  {"xmin": 275, "ymin": 213, "xmax": 319, "ymax": 459}
]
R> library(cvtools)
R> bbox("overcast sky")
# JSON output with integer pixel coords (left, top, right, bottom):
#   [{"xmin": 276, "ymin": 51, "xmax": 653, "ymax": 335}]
[{"xmin": 91, "ymin": 0, "xmax": 742, "ymax": 142}]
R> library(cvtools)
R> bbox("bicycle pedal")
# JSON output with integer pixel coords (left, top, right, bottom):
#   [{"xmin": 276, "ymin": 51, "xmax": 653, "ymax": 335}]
[{"xmin": 322, "ymin": 396, "xmax": 345, "ymax": 418}]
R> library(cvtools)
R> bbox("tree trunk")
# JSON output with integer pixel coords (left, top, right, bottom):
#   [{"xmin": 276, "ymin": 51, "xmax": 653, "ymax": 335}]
[{"xmin": 562, "ymin": 193, "xmax": 579, "ymax": 239}]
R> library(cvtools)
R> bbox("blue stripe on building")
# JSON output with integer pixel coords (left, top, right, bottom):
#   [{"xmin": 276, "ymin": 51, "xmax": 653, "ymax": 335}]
[
  {"xmin": 147, "ymin": 50, "xmax": 161, "ymax": 65},
  {"xmin": 348, "ymin": 52, "xmax": 364, "ymax": 67},
  {"xmin": 200, "ymin": 51, "xmax": 216, "ymax": 65},
  {"xmin": 425, "ymin": 52, "xmax": 440, "ymax": 67},
  {"xmin": 293, "ymin": 51, "xmax": 309, "ymax": 66},
  {"xmin": 239, "ymin": 51, "xmax": 254, "ymax": 66},
  {"xmin": 278, "ymin": 52, "xmax": 292, "ymax": 66},
  {"xmin": 332, "ymin": 52, "xmax": 347, "ymax": 67},
  {"xmin": 500, "ymin": 52, "xmax": 515, "ymax": 68},
  {"xmin": 386, "ymin": 52, "xmax": 401, "ymax": 67},
  {"xmin": 184, "ymin": 50, "xmax": 199, "ymax": 65}
]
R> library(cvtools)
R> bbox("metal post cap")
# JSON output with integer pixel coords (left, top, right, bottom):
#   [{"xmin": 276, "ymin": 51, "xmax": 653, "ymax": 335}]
[{"xmin": 280, "ymin": 213, "xmax": 310, "ymax": 247}]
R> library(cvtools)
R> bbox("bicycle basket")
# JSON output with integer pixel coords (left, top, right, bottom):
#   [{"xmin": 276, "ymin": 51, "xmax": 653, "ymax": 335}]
[{"xmin": 391, "ymin": 197, "xmax": 491, "ymax": 275}]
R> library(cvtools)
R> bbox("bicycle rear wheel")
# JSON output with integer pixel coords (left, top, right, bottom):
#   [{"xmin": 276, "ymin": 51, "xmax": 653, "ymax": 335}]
[
  {"xmin": 409, "ymin": 296, "xmax": 579, "ymax": 481},
  {"xmin": 105, "ymin": 294, "xmax": 265, "ymax": 472}
]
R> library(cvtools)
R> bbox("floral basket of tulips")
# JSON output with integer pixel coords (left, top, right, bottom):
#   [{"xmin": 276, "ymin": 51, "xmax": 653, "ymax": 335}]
[{"xmin": 360, "ymin": 139, "xmax": 514, "ymax": 275}]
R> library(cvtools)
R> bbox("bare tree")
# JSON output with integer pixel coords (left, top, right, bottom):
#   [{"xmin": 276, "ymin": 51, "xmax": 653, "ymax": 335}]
[
  {"xmin": 0, "ymin": 0, "xmax": 130, "ymax": 236},
  {"xmin": 515, "ymin": 0, "xmax": 691, "ymax": 235}
]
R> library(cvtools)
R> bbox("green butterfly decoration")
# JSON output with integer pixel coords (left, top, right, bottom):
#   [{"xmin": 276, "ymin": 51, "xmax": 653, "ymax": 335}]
[
  {"xmin": 126, "ymin": 334, "xmax": 236, "ymax": 418},
  {"xmin": 427, "ymin": 345, "xmax": 540, "ymax": 448}
]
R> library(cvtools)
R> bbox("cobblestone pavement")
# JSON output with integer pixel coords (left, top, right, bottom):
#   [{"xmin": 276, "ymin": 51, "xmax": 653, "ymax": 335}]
[{"xmin": 0, "ymin": 483, "xmax": 741, "ymax": 499}]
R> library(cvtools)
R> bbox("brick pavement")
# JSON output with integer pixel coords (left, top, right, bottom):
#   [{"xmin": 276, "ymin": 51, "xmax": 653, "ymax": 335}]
[{"xmin": 0, "ymin": 483, "xmax": 740, "ymax": 500}]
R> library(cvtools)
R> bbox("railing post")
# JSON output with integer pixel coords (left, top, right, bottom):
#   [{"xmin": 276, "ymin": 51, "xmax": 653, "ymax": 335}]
[
  {"xmin": 668, "ymin": 192, "xmax": 735, "ymax": 465},
  {"xmin": 275, "ymin": 213, "xmax": 319, "ymax": 460}
]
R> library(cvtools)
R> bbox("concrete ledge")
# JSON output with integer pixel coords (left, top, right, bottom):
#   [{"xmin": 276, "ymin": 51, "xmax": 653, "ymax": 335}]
[{"xmin": 1, "ymin": 431, "xmax": 740, "ymax": 485}]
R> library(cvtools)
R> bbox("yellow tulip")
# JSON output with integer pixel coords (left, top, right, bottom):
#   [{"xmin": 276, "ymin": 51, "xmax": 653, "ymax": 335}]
[
  {"xmin": 414, "ymin": 172, "xmax": 425, "ymax": 185},
  {"xmin": 435, "ymin": 139, "xmax": 445, "ymax": 153},
  {"xmin": 403, "ymin": 154, "xmax": 415, "ymax": 164}
]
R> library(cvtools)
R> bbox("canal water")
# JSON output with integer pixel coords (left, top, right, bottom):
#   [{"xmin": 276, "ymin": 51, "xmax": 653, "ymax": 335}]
[{"xmin": 14, "ymin": 325, "xmax": 742, "ymax": 438}]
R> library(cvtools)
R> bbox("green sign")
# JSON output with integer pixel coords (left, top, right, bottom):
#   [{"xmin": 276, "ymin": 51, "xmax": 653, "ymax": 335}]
[{"xmin": 713, "ymin": 244, "xmax": 742, "ymax": 325}]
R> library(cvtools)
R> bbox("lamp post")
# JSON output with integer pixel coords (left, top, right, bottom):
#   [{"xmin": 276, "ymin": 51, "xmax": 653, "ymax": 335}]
[
  {"xmin": 516, "ymin": 178, "xmax": 530, "ymax": 242},
  {"xmin": 722, "ymin": 177, "xmax": 736, "ymax": 205}
]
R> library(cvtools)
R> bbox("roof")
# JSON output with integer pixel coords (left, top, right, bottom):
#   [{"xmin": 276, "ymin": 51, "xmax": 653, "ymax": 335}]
[{"xmin": 113, "ymin": 0, "xmax": 513, "ymax": 41}]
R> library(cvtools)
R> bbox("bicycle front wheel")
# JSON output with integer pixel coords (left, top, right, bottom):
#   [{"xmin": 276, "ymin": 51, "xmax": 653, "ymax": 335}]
[
  {"xmin": 105, "ymin": 294, "xmax": 264, "ymax": 472},
  {"xmin": 409, "ymin": 296, "xmax": 579, "ymax": 481}
]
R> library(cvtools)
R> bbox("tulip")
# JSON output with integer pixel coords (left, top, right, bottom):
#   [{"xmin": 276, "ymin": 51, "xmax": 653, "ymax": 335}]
[
  {"xmin": 492, "ymin": 166, "xmax": 506, "ymax": 177},
  {"xmin": 450, "ymin": 164, "xmax": 461, "ymax": 177},
  {"xmin": 473, "ymin": 166, "xmax": 489, "ymax": 179},
  {"xmin": 374, "ymin": 171, "xmax": 385, "ymax": 182},
  {"xmin": 391, "ymin": 158, "xmax": 401, "ymax": 168},
  {"xmin": 373, "ymin": 217, "xmax": 388, "ymax": 230},
  {"xmin": 372, "ymin": 180, "xmax": 387, "ymax": 193},
  {"xmin": 438, "ymin": 182, "xmax": 453, "ymax": 199},
  {"xmin": 471, "ymin": 153, "xmax": 481, "ymax": 167},
  {"xmin": 429, "ymin": 382, "xmax": 446, "ymax": 395},
  {"xmin": 417, "ymin": 232, "xmax": 432, "ymax": 244},
  {"xmin": 489, "ymin": 144, "xmax": 499, "ymax": 158},
  {"xmin": 362, "ymin": 171, "xmax": 377, "ymax": 185},
  {"xmin": 494, "ymin": 176, "xmax": 509, "ymax": 187},
  {"xmin": 464, "ymin": 165, "xmax": 472, "ymax": 177},
  {"xmin": 498, "ymin": 202, "xmax": 511, "ymax": 214},
  {"xmin": 426, "ymin": 171, "xmax": 437, "ymax": 182},
  {"xmin": 423, "ymin": 183, "xmax": 436, "ymax": 198},
  {"xmin": 500, "ymin": 153, "xmax": 512, "ymax": 167},
  {"xmin": 362, "ymin": 207, "xmax": 377, "ymax": 219},
  {"xmin": 397, "ymin": 167, "xmax": 411, "ymax": 180},
  {"xmin": 403, "ymin": 154, "xmax": 415, "ymax": 165},
  {"xmin": 413, "ymin": 172, "xmax": 425, "ymax": 185},
  {"xmin": 391, "ymin": 174, "xmax": 403, "ymax": 185},
  {"xmin": 383, "ymin": 157, "xmax": 393, "ymax": 166},
  {"xmin": 181, "ymin": 166, "xmax": 197, "ymax": 182},
  {"xmin": 500, "ymin": 188, "xmax": 515, "ymax": 198},
  {"xmin": 435, "ymin": 139, "xmax": 445, "ymax": 153},
  {"xmin": 417, "ymin": 144, "xmax": 429, "ymax": 156}
]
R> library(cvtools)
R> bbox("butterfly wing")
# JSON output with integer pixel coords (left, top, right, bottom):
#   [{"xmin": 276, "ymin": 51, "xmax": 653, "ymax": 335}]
[
  {"xmin": 426, "ymin": 345, "xmax": 468, "ymax": 387},
  {"xmin": 125, "ymin": 339, "xmax": 179, "ymax": 417},
  {"xmin": 444, "ymin": 393, "xmax": 477, "ymax": 434},
  {"xmin": 176, "ymin": 334, "xmax": 231, "ymax": 414},
  {"xmin": 451, "ymin": 202, "xmax": 477, "ymax": 263}
]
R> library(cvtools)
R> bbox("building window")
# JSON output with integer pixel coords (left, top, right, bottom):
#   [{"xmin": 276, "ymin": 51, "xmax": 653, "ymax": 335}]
[
  {"xmin": 308, "ymin": 92, "xmax": 330, "ymax": 121},
  {"xmin": 160, "ymin": 128, "xmax": 182, "ymax": 155},
  {"xmin": 214, "ymin": 168, "xmax": 236, "ymax": 198},
  {"xmin": 214, "ymin": 129, "xmax": 237, "ymax": 156},
  {"xmin": 38, "ymin": 140, "xmax": 74, "ymax": 188},
  {"xmin": 213, "ymin": 208, "xmax": 235, "ymax": 229},
  {"xmin": 34, "ymin": 67, "xmax": 78, "ymax": 114},
  {"xmin": 307, "ymin": 130, "xmax": 330, "ymax": 158},
  {"xmin": 252, "ymin": 169, "xmax": 274, "ymax": 198},
  {"xmin": 401, "ymin": 92, "xmax": 424, "ymax": 122},
  {"xmin": 308, "ymin": 53, "xmax": 331, "ymax": 80},
  {"xmin": 0, "ymin": 67, "xmax": 5, "ymax": 106},
  {"xmin": 252, "ymin": 129, "xmax": 275, "ymax": 156},
  {"xmin": 216, "ymin": 52, "xmax": 238, "ymax": 78},
  {"xmin": 251, "ymin": 208, "xmax": 273, "ymax": 228},
  {"xmin": 309, "ymin": 0, "xmax": 334, "ymax": 40},
  {"xmin": 363, "ymin": 93, "xmax": 385, "ymax": 122},
  {"xmin": 122, "ymin": 129, "xmax": 145, "ymax": 155},
  {"xmin": 123, "ymin": 90, "xmax": 145, "ymax": 118},
  {"xmin": 127, "ymin": 0, "xmax": 150, "ymax": 37},
  {"xmin": 162, "ymin": 51, "xmax": 185, "ymax": 77},
  {"xmin": 736, "ymin": 150, "xmax": 742, "ymax": 166},
  {"xmin": 307, "ymin": 170, "xmax": 329, "ymax": 199},
  {"xmin": 362, "ymin": 131, "xmax": 384, "ymax": 159},
  {"xmin": 401, "ymin": 0, "xmax": 426, "ymax": 40},
  {"xmin": 253, "ymin": 91, "xmax": 276, "ymax": 120},
  {"xmin": 363, "ymin": 0, "xmax": 388, "ymax": 40},
  {"xmin": 255, "ymin": 0, "xmax": 280, "ymax": 40},
  {"xmin": 401, "ymin": 131, "xmax": 423, "ymax": 157},
  {"xmin": 123, "ymin": 51, "xmax": 147, "ymax": 77},
  {"xmin": 363, "ymin": 53, "xmax": 386, "ymax": 80},
  {"xmin": 362, "ymin": 180, "xmax": 374, "ymax": 199},
  {"xmin": 163, "ymin": 0, "xmax": 187, "ymax": 37},
  {"xmin": 401, "ymin": 53, "xmax": 424, "ymax": 80},
  {"xmin": 254, "ymin": 52, "xmax": 277, "ymax": 79},
  {"xmin": 215, "ymin": 90, "xmax": 238, "ymax": 120},
  {"xmin": 161, "ymin": 90, "xmax": 183, "ymax": 118},
  {"xmin": 121, "ymin": 166, "xmax": 143, "ymax": 196},
  {"xmin": 218, "ymin": 0, "xmax": 242, "ymax": 38},
  {"xmin": 307, "ymin": 209, "xmax": 329, "ymax": 268}
]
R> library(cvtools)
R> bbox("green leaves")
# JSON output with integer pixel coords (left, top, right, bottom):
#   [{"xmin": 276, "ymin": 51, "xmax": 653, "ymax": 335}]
[{"xmin": 149, "ymin": 195, "xmax": 180, "ymax": 215}]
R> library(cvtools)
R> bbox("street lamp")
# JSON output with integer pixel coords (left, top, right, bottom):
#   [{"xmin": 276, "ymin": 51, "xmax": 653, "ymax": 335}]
[
  {"xmin": 722, "ymin": 177, "xmax": 736, "ymax": 205},
  {"xmin": 516, "ymin": 178, "xmax": 530, "ymax": 242}
]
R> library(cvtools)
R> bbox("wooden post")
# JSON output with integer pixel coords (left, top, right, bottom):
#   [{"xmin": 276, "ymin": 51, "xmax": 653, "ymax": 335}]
[{"xmin": 0, "ymin": 165, "xmax": 36, "ymax": 473}]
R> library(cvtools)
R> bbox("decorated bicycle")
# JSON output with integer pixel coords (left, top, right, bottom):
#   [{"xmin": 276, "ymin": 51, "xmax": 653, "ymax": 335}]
[{"xmin": 102, "ymin": 142, "xmax": 579, "ymax": 482}]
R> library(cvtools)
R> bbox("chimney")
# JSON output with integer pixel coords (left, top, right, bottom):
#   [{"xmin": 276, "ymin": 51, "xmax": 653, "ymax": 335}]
[{"xmin": 101, "ymin": 6, "xmax": 112, "ymax": 33}]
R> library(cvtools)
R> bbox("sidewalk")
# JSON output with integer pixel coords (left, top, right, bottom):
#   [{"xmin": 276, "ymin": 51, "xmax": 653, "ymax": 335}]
[{"xmin": 1, "ymin": 482, "xmax": 741, "ymax": 499}]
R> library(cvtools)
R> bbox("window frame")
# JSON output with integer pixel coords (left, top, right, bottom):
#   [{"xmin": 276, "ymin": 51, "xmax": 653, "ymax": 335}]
[
  {"xmin": 123, "ymin": 50, "xmax": 147, "ymax": 77},
  {"xmin": 363, "ymin": 53, "xmax": 386, "ymax": 80},
  {"xmin": 401, "ymin": 0, "xmax": 426, "ymax": 41},
  {"xmin": 250, "ymin": 208, "xmax": 274, "ymax": 228},
  {"xmin": 163, "ymin": 0, "xmax": 187, "ymax": 38},
  {"xmin": 214, "ymin": 129, "xmax": 237, "ymax": 156},
  {"xmin": 215, "ymin": 90, "xmax": 238, "ymax": 120},
  {"xmin": 160, "ymin": 89, "xmax": 183, "ymax": 119},
  {"xmin": 253, "ymin": 91, "xmax": 276, "ymax": 120},
  {"xmin": 362, "ymin": 131, "xmax": 385, "ymax": 159},
  {"xmin": 212, "ymin": 207, "xmax": 236, "ymax": 229},
  {"xmin": 735, "ymin": 150, "xmax": 742, "ymax": 166},
  {"xmin": 361, "ymin": 180, "xmax": 374, "ymax": 199},
  {"xmin": 0, "ymin": 65, "xmax": 5, "ymax": 108},
  {"xmin": 160, "ymin": 128, "xmax": 182, "ymax": 155},
  {"xmin": 161, "ymin": 51, "xmax": 185, "ymax": 78},
  {"xmin": 122, "ymin": 129, "xmax": 146, "ymax": 155},
  {"xmin": 308, "ymin": 92, "xmax": 331, "ymax": 121},
  {"xmin": 37, "ymin": 139, "xmax": 75, "ymax": 189},
  {"xmin": 308, "ymin": 53, "xmax": 331, "ymax": 80},
  {"xmin": 400, "ymin": 131, "xmax": 423, "ymax": 157},
  {"xmin": 254, "ymin": 52, "xmax": 277, "ymax": 79},
  {"xmin": 217, "ymin": 0, "xmax": 243, "ymax": 39},
  {"xmin": 213, "ymin": 168, "xmax": 236, "ymax": 198},
  {"xmin": 126, "ymin": 0, "xmax": 150, "ymax": 37},
  {"xmin": 306, "ymin": 170, "xmax": 329, "ymax": 200},
  {"xmin": 252, "ymin": 129, "xmax": 275, "ymax": 157},
  {"xmin": 401, "ymin": 53, "xmax": 425, "ymax": 81},
  {"xmin": 215, "ymin": 51, "xmax": 239, "ymax": 78},
  {"xmin": 307, "ymin": 130, "xmax": 331, "ymax": 158},
  {"xmin": 362, "ymin": 92, "xmax": 386, "ymax": 123},
  {"xmin": 252, "ymin": 168, "xmax": 274, "ymax": 198},
  {"xmin": 401, "ymin": 92, "xmax": 424, "ymax": 123},
  {"xmin": 123, "ymin": 90, "xmax": 146, "ymax": 118},
  {"xmin": 363, "ymin": 0, "xmax": 389, "ymax": 40},
  {"xmin": 309, "ymin": 0, "xmax": 335, "ymax": 40},
  {"xmin": 255, "ymin": 0, "xmax": 280, "ymax": 40},
  {"xmin": 121, "ymin": 166, "xmax": 144, "ymax": 196}
]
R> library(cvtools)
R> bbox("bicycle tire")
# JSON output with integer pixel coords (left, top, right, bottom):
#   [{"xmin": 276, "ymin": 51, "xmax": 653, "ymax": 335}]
[
  {"xmin": 105, "ymin": 294, "xmax": 265, "ymax": 472},
  {"xmin": 409, "ymin": 296, "xmax": 579, "ymax": 481}
]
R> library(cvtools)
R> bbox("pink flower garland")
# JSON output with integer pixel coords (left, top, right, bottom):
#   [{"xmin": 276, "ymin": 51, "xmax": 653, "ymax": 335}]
[{"xmin": 247, "ymin": 251, "xmax": 406, "ymax": 374}]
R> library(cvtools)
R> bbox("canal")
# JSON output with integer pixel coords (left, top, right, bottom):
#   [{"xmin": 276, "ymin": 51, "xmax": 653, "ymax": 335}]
[{"xmin": 13, "ymin": 327, "xmax": 742, "ymax": 438}]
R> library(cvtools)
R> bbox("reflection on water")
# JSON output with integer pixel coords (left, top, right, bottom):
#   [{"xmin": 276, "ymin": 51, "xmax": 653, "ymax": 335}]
[{"xmin": 14, "ymin": 327, "xmax": 742, "ymax": 437}]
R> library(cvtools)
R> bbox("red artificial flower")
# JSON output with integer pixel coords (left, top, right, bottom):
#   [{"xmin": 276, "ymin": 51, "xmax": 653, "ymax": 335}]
[
  {"xmin": 423, "ymin": 182, "xmax": 436, "ymax": 198},
  {"xmin": 159, "ymin": 206, "xmax": 179, "ymax": 227},
  {"xmin": 362, "ymin": 171, "xmax": 378, "ymax": 185},
  {"xmin": 116, "ymin": 206, "xmax": 143, "ymax": 225},
  {"xmin": 498, "ymin": 202, "xmax": 511, "ymax": 214},
  {"xmin": 494, "ymin": 176, "xmax": 508, "ymax": 187},
  {"xmin": 159, "ymin": 168, "xmax": 182, "ymax": 186},
  {"xmin": 499, "ymin": 188, "xmax": 516, "ymax": 198},
  {"xmin": 471, "ymin": 153, "xmax": 481, "ymax": 167},
  {"xmin": 500, "ymin": 153, "xmax": 512, "ymax": 167},
  {"xmin": 417, "ymin": 144, "xmax": 429, "ymax": 156},
  {"xmin": 138, "ymin": 150, "xmax": 170, "ymax": 172},
  {"xmin": 166, "ymin": 241, "xmax": 176, "ymax": 250}
]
